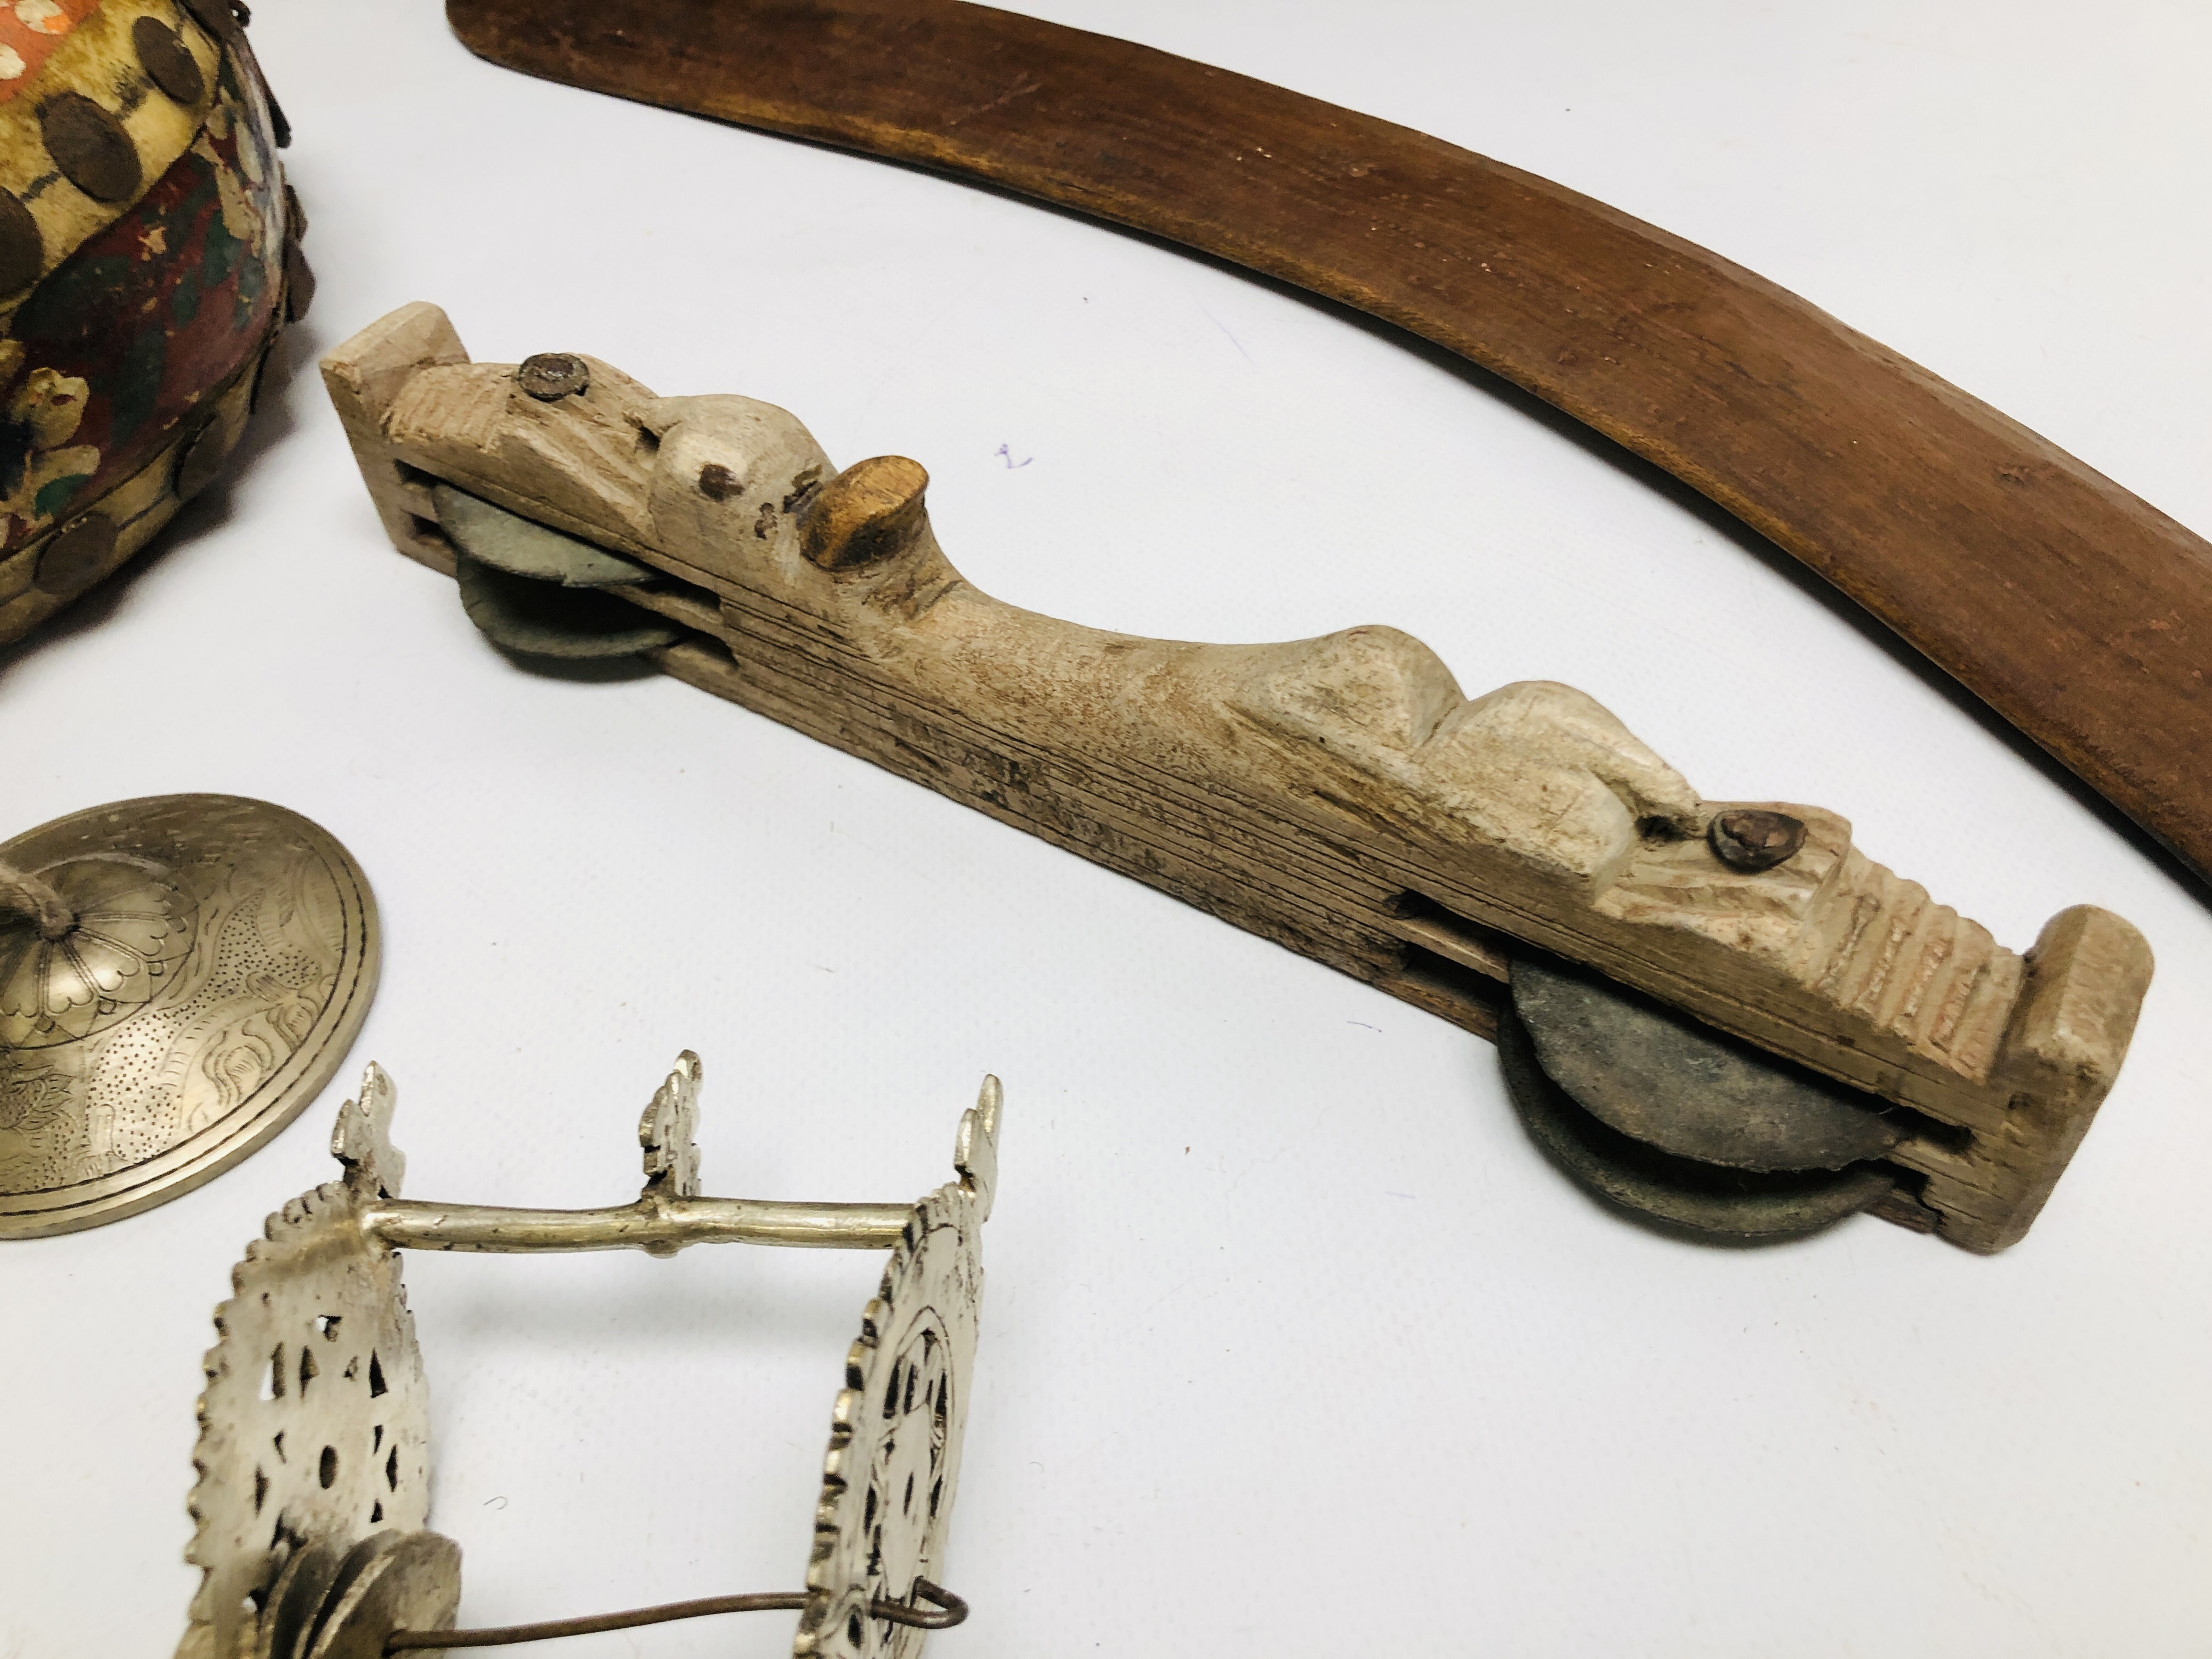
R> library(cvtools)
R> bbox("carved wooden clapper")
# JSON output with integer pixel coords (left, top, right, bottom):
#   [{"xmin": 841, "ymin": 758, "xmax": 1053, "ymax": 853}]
[
  {"xmin": 179, "ymin": 1053, "xmax": 1001, "ymax": 1659},
  {"xmin": 323, "ymin": 303, "xmax": 2154, "ymax": 1255}
]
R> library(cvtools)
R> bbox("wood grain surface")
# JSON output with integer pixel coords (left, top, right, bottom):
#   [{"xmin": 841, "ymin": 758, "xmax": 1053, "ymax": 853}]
[
  {"xmin": 323, "ymin": 302, "xmax": 2158, "ymax": 1250},
  {"xmin": 444, "ymin": 0, "xmax": 2212, "ymax": 887}
]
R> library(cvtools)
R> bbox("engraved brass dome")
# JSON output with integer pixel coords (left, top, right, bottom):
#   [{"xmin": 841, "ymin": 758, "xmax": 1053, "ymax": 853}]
[{"xmin": 0, "ymin": 795, "xmax": 378, "ymax": 1238}]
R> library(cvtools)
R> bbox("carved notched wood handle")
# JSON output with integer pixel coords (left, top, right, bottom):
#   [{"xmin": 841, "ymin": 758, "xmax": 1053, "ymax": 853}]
[{"xmin": 324, "ymin": 303, "xmax": 2154, "ymax": 1252}]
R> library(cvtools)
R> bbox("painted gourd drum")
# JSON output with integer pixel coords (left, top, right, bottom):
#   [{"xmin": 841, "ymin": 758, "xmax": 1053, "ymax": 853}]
[{"xmin": 0, "ymin": 0, "xmax": 304, "ymax": 646}]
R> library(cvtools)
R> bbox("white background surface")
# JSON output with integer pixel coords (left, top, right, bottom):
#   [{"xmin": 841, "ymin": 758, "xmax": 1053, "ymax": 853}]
[{"xmin": 6, "ymin": 3, "xmax": 2211, "ymax": 1655}]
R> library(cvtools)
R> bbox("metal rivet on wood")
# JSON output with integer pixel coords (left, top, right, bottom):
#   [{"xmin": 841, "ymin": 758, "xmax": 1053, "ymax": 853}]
[{"xmin": 515, "ymin": 352, "xmax": 589, "ymax": 401}]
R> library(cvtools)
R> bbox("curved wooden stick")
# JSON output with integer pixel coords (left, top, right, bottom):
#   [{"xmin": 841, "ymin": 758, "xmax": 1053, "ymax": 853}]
[
  {"xmin": 444, "ymin": 0, "xmax": 2212, "ymax": 887},
  {"xmin": 324, "ymin": 304, "xmax": 2153, "ymax": 1251}
]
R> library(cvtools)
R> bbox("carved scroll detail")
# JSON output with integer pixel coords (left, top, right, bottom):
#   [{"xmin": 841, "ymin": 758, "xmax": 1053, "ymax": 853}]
[{"xmin": 638, "ymin": 1049, "xmax": 703, "ymax": 1199}]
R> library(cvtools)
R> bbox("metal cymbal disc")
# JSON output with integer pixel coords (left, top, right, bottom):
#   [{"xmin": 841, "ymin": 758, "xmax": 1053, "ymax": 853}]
[
  {"xmin": 0, "ymin": 795, "xmax": 379, "ymax": 1238},
  {"xmin": 432, "ymin": 481, "xmax": 653, "ymax": 588},
  {"xmin": 1497, "ymin": 999, "xmax": 1897, "ymax": 1239},
  {"xmin": 1508, "ymin": 953, "xmax": 1907, "ymax": 1173},
  {"xmin": 453, "ymin": 552, "xmax": 680, "ymax": 658}
]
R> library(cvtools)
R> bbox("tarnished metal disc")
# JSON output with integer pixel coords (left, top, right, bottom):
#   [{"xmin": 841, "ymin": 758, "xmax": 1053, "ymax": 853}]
[
  {"xmin": 33, "ymin": 512, "xmax": 119, "ymax": 597},
  {"xmin": 261, "ymin": 1537, "xmax": 352, "ymax": 1659},
  {"xmin": 433, "ymin": 481, "xmax": 653, "ymax": 586},
  {"xmin": 515, "ymin": 351, "xmax": 590, "ymax": 401},
  {"xmin": 1498, "ymin": 1001, "xmax": 1896, "ymax": 1239},
  {"xmin": 454, "ymin": 552, "xmax": 679, "ymax": 659},
  {"xmin": 0, "ymin": 795, "xmax": 378, "ymax": 1238},
  {"xmin": 1509, "ymin": 955, "xmax": 1906, "ymax": 1172},
  {"xmin": 302, "ymin": 1531, "xmax": 462, "ymax": 1659}
]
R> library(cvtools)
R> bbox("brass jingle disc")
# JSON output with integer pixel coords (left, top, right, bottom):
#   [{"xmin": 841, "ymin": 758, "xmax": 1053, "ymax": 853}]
[
  {"xmin": 302, "ymin": 1532, "xmax": 462, "ymax": 1659},
  {"xmin": 260, "ymin": 1537, "xmax": 352, "ymax": 1659},
  {"xmin": 1498, "ymin": 1000, "xmax": 1897, "ymax": 1240},
  {"xmin": 0, "ymin": 795, "xmax": 378, "ymax": 1238}
]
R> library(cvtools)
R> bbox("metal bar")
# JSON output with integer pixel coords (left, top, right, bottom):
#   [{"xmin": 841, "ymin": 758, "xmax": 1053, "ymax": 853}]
[
  {"xmin": 390, "ymin": 1592, "xmax": 805, "ymax": 1650},
  {"xmin": 387, "ymin": 1581, "xmax": 967, "ymax": 1651},
  {"xmin": 360, "ymin": 1195, "xmax": 912, "ymax": 1255}
]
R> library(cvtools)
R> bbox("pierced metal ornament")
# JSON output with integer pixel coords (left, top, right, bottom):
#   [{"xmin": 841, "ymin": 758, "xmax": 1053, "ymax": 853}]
[
  {"xmin": 0, "ymin": 795, "xmax": 378, "ymax": 1238},
  {"xmin": 800, "ymin": 1097, "xmax": 998, "ymax": 1658},
  {"xmin": 179, "ymin": 1053, "xmax": 1002, "ymax": 1659}
]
